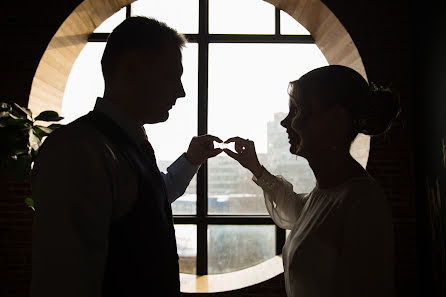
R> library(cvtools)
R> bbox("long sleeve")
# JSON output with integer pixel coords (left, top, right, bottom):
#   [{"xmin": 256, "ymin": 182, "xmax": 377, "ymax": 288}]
[
  {"xmin": 252, "ymin": 167, "xmax": 308, "ymax": 230},
  {"xmin": 160, "ymin": 153, "xmax": 200, "ymax": 203},
  {"xmin": 30, "ymin": 135, "xmax": 113, "ymax": 297},
  {"xmin": 338, "ymin": 184, "xmax": 395, "ymax": 297}
]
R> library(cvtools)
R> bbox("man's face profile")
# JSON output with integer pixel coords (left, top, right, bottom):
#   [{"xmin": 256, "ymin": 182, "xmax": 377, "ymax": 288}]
[{"xmin": 123, "ymin": 44, "xmax": 185, "ymax": 125}]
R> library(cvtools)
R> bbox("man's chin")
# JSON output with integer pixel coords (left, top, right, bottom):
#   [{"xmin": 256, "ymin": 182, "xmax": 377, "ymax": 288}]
[{"xmin": 146, "ymin": 112, "xmax": 169, "ymax": 124}]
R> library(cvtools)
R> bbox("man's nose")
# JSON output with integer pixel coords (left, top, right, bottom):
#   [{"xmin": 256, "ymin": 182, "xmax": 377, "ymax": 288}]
[{"xmin": 178, "ymin": 83, "xmax": 186, "ymax": 98}]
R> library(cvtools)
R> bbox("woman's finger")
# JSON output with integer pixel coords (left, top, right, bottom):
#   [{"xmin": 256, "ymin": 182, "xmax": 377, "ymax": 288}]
[
  {"xmin": 235, "ymin": 142, "xmax": 244, "ymax": 154},
  {"xmin": 224, "ymin": 136, "xmax": 245, "ymax": 144},
  {"xmin": 223, "ymin": 148, "xmax": 240, "ymax": 162}
]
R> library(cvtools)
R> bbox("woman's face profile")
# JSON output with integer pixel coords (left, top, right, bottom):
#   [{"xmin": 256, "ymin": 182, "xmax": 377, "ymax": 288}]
[
  {"xmin": 281, "ymin": 85, "xmax": 335, "ymax": 159},
  {"xmin": 280, "ymin": 97, "xmax": 303, "ymax": 155}
]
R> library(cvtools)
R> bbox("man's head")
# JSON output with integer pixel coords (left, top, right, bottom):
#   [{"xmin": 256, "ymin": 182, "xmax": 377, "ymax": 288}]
[{"xmin": 101, "ymin": 16, "xmax": 187, "ymax": 124}]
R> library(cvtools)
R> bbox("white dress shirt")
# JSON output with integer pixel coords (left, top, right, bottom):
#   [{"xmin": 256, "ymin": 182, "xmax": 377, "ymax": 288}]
[
  {"xmin": 30, "ymin": 97, "xmax": 199, "ymax": 297},
  {"xmin": 253, "ymin": 168, "xmax": 395, "ymax": 297}
]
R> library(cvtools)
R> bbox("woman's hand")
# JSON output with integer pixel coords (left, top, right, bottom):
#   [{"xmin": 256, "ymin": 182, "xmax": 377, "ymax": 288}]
[{"xmin": 223, "ymin": 137, "xmax": 263, "ymax": 178}]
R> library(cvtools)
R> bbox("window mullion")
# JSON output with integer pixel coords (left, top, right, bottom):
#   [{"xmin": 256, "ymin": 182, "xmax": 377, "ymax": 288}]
[
  {"xmin": 275, "ymin": 7, "xmax": 280, "ymax": 36},
  {"xmin": 275, "ymin": 226, "xmax": 286, "ymax": 255},
  {"xmin": 196, "ymin": 0, "xmax": 209, "ymax": 276},
  {"xmin": 273, "ymin": 4, "xmax": 283, "ymax": 260},
  {"xmin": 126, "ymin": 4, "xmax": 131, "ymax": 19}
]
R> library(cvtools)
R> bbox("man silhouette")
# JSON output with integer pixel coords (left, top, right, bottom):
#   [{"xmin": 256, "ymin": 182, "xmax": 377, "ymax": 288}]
[{"xmin": 30, "ymin": 17, "xmax": 222, "ymax": 297}]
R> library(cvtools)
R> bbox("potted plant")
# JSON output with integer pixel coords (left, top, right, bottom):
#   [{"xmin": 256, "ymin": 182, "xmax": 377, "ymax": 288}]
[{"xmin": 0, "ymin": 101, "xmax": 64, "ymax": 210}]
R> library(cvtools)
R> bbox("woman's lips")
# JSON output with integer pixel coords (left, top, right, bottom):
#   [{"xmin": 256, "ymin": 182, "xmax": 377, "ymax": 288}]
[{"xmin": 287, "ymin": 131, "xmax": 300, "ymax": 145}]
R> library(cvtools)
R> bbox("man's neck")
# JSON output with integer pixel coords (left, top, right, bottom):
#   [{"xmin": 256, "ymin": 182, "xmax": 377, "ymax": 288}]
[{"xmin": 102, "ymin": 93, "xmax": 142, "ymax": 125}]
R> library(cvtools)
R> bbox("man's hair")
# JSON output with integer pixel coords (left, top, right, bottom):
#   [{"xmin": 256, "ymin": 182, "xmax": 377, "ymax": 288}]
[{"xmin": 101, "ymin": 16, "xmax": 187, "ymax": 82}]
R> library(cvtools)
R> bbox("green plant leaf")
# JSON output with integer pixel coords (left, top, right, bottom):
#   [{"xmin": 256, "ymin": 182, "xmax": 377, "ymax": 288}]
[
  {"xmin": 47, "ymin": 123, "xmax": 64, "ymax": 130},
  {"xmin": 0, "ymin": 112, "xmax": 20, "ymax": 126},
  {"xmin": 35, "ymin": 125, "xmax": 53, "ymax": 134},
  {"xmin": 33, "ymin": 125, "xmax": 53, "ymax": 140},
  {"xmin": 24, "ymin": 197, "xmax": 35, "ymax": 211},
  {"xmin": 12, "ymin": 103, "xmax": 32, "ymax": 119},
  {"xmin": 29, "ymin": 129, "xmax": 41, "ymax": 152},
  {"xmin": 0, "ymin": 102, "xmax": 11, "ymax": 111},
  {"xmin": 35, "ymin": 111, "xmax": 63, "ymax": 122},
  {"xmin": 0, "ymin": 110, "xmax": 22, "ymax": 128},
  {"xmin": 0, "ymin": 111, "xmax": 10, "ymax": 118},
  {"xmin": 0, "ymin": 102, "xmax": 63, "ymax": 182},
  {"xmin": 1, "ymin": 127, "xmax": 30, "ymax": 156},
  {"xmin": 3, "ymin": 154, "xmax": 32, "ymax": 181},
  {"xmin": 1, "ymin": 117, "xmax": 32, "ymax": 127}
]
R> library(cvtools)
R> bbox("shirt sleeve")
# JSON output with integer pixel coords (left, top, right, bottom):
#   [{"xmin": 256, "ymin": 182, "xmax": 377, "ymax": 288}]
[
  {"xmin": 160, "ymin": 153, "xmax": 200, "ymax": 203},
  {"xmin": 252, "ymin": 167, "xmax": 307, "ymax": 230},
  {"xmin": 339, "ymin": 183, "xmax": 395, "ymax": 297},
  {"xmin": 30, "ymin": 134, "xmax": 113, "ymax": 297}
]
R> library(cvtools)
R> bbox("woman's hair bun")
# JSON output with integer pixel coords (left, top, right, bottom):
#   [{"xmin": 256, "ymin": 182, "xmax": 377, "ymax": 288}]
[{"xmin": 355, "ymin": 83, "xmax": 401, "ymax": 136}]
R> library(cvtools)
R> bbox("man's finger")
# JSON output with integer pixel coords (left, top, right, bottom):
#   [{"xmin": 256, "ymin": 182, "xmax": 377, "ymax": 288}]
[
  {"xmin": 208, "ymin": 148, "xmax": 223, "ymax": 158},
  {"xmin": 201, "ymin": 134, "xmax": 223, "ymax": 143}
]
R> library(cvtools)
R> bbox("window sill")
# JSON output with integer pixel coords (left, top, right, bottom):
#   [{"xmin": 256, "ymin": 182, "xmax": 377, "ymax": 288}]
[{"xmin": 180, "ymin": 255, "xmax": 283, "ymax": 293}]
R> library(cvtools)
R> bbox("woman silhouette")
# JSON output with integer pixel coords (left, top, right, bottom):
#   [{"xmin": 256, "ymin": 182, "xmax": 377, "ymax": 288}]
[{"xmin": 224, "ymin": 65, "xmax": 400, "ymax": 297}]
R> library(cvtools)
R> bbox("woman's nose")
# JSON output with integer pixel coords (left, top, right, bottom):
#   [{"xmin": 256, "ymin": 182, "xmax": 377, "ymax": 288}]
[{"xmin": 280, "ymin": 117, "xmax": 289, "ymax": 128}]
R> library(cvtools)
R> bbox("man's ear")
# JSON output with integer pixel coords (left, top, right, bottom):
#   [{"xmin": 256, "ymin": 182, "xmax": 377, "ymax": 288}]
[{"xmin": 120, "ymin": 51, "xmax": 140, "ymax": 76}]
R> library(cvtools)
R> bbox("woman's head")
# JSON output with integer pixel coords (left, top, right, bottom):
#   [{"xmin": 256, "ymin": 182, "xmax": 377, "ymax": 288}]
[{"xmin": 281, "ymin": 65, "xmax": 400, "ymax": 157}]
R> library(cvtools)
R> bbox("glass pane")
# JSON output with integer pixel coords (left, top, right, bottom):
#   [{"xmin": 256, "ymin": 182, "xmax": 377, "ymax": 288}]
[
  {"xmin": 175, "ymin": 224, "xmax": 197, "ymax": 274},
  {"xmin": 208, "ymin": 43, "xmax": 327, "ymax": 214},
  {"xmin": 280, "ymin": 10, "xmax": 310, "ymax": 35},
  {"xmin": 145, "ymin": 43, "xmax": 198, "ymax": 215},
  {"xmin": 61, "ymin": 43, "xmax": 106, "ymax": 124},
  {"xmin": 209, "ymin": 0, "xmax": 275, "ymax": 34},
  {"xmin": 94, "ymin": 7, "xmax": 126, "ymax": 33},
  {"xmin": 131, "ymin": 0, "xmax": 198, "ymax": 34},
  {"xmin": 208, "ymin": 225, "xmax": 275, "ymax": 274}
]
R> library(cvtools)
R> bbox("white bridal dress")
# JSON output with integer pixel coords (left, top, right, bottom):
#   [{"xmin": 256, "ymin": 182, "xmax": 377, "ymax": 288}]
[{"xmin": 253, "ymin": 169, "xmax": 395, "ymax": 297}]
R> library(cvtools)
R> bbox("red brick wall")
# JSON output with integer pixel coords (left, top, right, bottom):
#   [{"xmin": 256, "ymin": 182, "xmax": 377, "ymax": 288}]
[
  {"xmin": 0, "ymin": 1, "xmax": 415, "ymax": 297},
  {"xmin": 0, "ymin": 178, "xmax": 34, "ymax": 297}
]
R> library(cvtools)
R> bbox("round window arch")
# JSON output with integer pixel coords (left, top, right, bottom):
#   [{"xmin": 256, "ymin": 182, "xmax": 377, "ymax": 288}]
[{"xmin": 28, "ymin": 0, "xmax": 370, "ymax": 293}]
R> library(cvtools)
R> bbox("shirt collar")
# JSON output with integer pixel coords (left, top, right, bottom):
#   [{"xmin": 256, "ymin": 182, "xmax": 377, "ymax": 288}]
[{"xmin": 93, "ymin": 97, "xmax": 147, "ymax": 145}]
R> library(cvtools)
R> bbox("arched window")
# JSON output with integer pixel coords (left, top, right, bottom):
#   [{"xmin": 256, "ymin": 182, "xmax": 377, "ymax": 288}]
[{"xmin": 56, "ymin": 0, "xmax": 369, "ymax": 291}]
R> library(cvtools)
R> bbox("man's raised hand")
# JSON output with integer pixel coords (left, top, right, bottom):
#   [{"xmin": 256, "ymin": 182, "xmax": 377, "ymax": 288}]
[{"xmin": 185, "ymin": 134, "xmax": 223, "ymax": 166}]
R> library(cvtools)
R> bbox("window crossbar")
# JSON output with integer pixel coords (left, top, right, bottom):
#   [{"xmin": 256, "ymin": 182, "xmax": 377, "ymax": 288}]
[{"xmin": 88, "ymin": 33, "xmax": 314, "ymax": 44}]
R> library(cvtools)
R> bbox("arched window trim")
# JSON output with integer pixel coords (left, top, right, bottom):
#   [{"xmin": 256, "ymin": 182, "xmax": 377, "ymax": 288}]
[{"xmin": 28, "ymin": 0, "xmax": 370, "ymax": 292}]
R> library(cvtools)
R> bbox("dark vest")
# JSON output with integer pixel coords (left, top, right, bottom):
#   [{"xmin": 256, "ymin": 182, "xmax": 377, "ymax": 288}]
[{"xmin": 81, "ymin": 111, "xmax": 180, "ymax": 297}]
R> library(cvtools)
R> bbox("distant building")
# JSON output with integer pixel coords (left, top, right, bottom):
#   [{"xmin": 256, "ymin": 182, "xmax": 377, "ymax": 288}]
[{"xmin": 208, "ymin": 156, "xmax": 241, "ymax": 195}]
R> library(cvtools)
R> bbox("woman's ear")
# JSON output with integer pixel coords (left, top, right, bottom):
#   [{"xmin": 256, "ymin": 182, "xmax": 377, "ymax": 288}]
[
  {"xmin": 332, "ymin": 105, "xmax": 350, "ymax": 120},
  {"xmin": 330, "ymin": 105, "xmax": 352, "ymax": 137}
]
